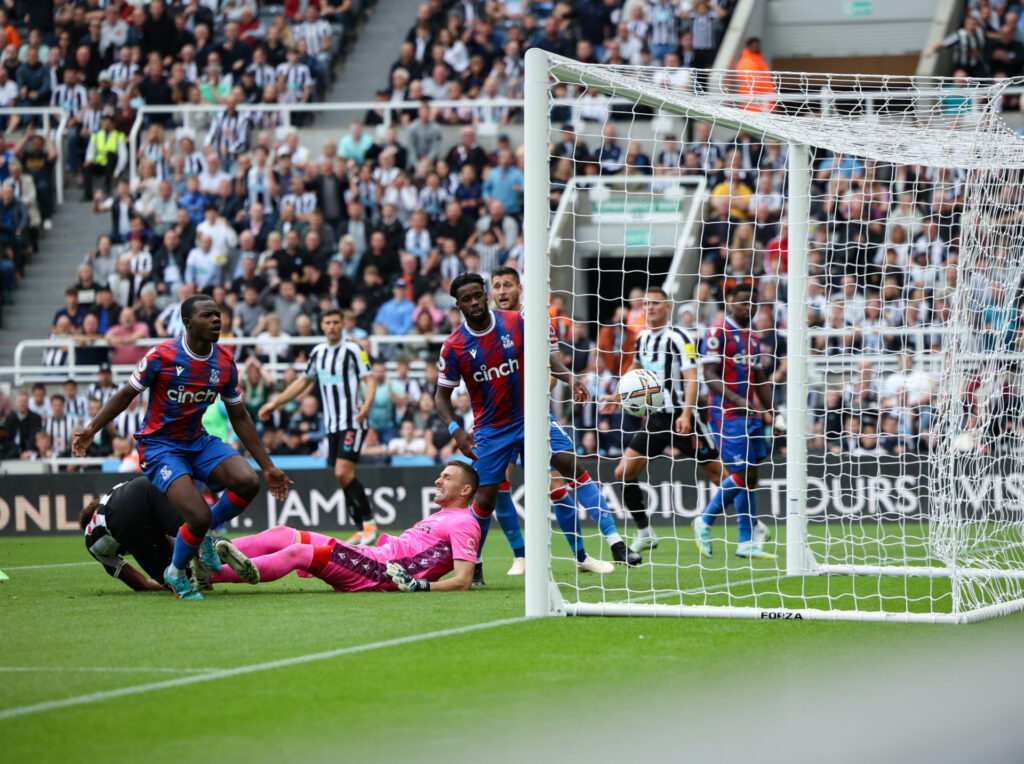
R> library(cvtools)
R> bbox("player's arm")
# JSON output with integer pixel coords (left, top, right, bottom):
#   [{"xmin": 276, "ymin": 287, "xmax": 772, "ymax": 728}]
[
  {"xmin": 435, "ymin": 384, "xmax": 477, "ymax": 460},
  {"xmin": 356, "ymin": 373, "xmax": 376, "ymax": 424},
  {"xmin": 386, "ymin": 559, "xmax": 474, "ymax": 591},
  {"xmin": 676, "ymin": 366, "xmax": 699, "ymax": 434},
  {"xmin": 258, "ymin": 374, "xmax": 313, "ymax": 420},
  {"xmin": 225, "ymin": 401, "xmax": 293, "ymax": 501},
  {"xmin": 550, "ymin": 350, "xmax": 589, "ymax": 403},
  {"xmin": 703, "ymin": 361, "xmax": 749, "ymax": 409},
  {"xmin": 750, "ymin": 364, "xmax": 775, "ymax": 423},
  {"xmin": 117, "ymin": 561, "xmax": 166, "ymax": 591},
  {"xmin": 72, "ymin": 383, "xmax": 139, "ymax": 456}
]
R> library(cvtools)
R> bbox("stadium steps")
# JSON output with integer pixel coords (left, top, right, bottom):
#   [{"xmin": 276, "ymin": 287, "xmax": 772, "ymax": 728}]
[
  {"xmin": 319, "ymin": 0, "xmax": 422, "ymax": 127},
  {"xmin": 0, "ymin": 200, "xmax": 108, "ymax": 366}
]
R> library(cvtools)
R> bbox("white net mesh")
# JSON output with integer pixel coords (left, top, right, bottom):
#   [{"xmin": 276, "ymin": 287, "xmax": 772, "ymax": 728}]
[{"xmin": 530, "ymin": 53, "xmax": 1024, "ymax": 622}]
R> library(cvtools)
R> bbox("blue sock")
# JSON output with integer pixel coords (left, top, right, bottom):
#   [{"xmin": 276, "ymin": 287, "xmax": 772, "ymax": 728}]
[
  {"xmin": 552, "ymin": 488, "xmax": 586, "ymax": 563},
  {"xmin": 494, "ymin": 485, "xmax": 524, "ymax": 558},
  {"xmin": 735, "ymin": 489, "xmax": 756, "ymax": 543},
  {"xmin": 473, "ymin": 503, "xmax": 491, "ymax": 563},
  {"xmin": 170, "ymin": 526, "xmax": 201, "ymax": 572},
  {"xmin": 702, "ymin": 475, "xmax": 743, "ymax": 526},
  {"xmin": 210, "ymin": 490, "xmax": 251, "ymax": 528},
  {"xmin": 573, "ymin": 475, "xmax": 619, "ymax": 540}
]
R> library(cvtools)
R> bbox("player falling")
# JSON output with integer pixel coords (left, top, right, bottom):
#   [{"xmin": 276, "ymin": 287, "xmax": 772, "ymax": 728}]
[
  {"xmin": 210, "ymin": 462, "xmax": 482, "ymax": 592},
  {"xmin": 695, "ymin": 281, "xmax": 776, "ymax": 559},
  {"xmin": 489, "ymin": 266, "xmax": 640, "ymax": 572},
  {"xmin": 612, "ymin": 285, "xmax": 727, "ymax": 556},
  {"xmin": 72, "ymin": 294, "xmax": 292, "ymax": 599},
  {"xmin": 259, "ymin": 307, "xmax": 379, "ymax": 545}
]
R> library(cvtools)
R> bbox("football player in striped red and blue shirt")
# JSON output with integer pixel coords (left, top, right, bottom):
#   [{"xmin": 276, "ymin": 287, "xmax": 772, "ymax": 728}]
[
  {"xmin": 435, "ymin": 272, "xmax": 590, "ymax": 584},
  {"xmin": 73, "ymin": 294, "xmax": 293, "ymax": 599}
]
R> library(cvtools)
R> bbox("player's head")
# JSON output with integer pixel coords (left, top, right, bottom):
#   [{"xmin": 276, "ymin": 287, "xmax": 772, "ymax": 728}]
[
  {"xmin": 79, "ymin": 497, "xmax": 101, "ymax": 530},
  {"xmin": 644, "ymin": 285, "xmax": 671, "ymax": 328},
  {"xmin": 320, "ymin": 307, "xmax": 343, "ymax": 342},
  {"xmin": 725, "ymin": 281, "xmax": 754, "ymax": 326},
  {"xmin": 490, "ymin": 266, "xmax": 522, "ymax": 311},
  {"xmin": 450, "ymin": 272, "xmax": 488, "ymax": 324},
  {"xmin": 181, "ymin": 294, "xmax": 221, "ymax": 343},
  {"xmin": 434, "ymin": 461, "xmax": 479, "ymax": 508}
]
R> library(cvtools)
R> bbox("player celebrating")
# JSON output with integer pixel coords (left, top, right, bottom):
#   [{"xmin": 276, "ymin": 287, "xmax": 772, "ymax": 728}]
[
  {"xmin": 695, "ymin": 281, "xmax": 776, "ymax": 559},
  {"xmin": 612, "ymin": 285, "xmax": 726, "ymax": 557},
  {"xmin": 72, "ymin": 294, "xmax": 292, "ymax": 600},
  {"xmin": 490, "ymin": 266, "xmax": 640, "ymax": 572},
  {"xmin": 210, "ymin": 462, "xmax": 481, "ymax": 592},
  {"xmin": 258, "ymin": 308, "xmax": 379, "ymax": 545}
]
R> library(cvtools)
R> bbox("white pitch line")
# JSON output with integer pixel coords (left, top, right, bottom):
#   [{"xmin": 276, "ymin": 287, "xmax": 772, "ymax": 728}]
[
  {"xmin": 0, "ymin": 667, "xmax": 219, "ymax": 674},
  {"xmin": 606, "ymin": 573, "xmax": 782, "ymax": 606},
  {"xmin": 2, "ymin": 562, "xmax": 92, "ymax": 571},
  {"xmin": 0, "ymin": 616, "xmax": 528, "ymax": 722}
]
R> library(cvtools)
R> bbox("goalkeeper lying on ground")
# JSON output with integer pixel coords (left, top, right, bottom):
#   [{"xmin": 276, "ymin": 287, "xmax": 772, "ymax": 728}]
[{"xmin": 209, "ymin": 461, "xmax": 481, "ymax": 593}]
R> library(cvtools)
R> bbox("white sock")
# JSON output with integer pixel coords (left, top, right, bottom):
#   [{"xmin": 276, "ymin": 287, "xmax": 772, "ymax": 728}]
[
  {"xmin": 639, "ymin": 527, "xmax": 653, "ymax": 540},
  {"xmin": 166, "ymin": 563, "xmax": 184, "ymax": 578},
  {"xmin": 607, "ymin": 532, "xmax": 623, "ymax": 546}
]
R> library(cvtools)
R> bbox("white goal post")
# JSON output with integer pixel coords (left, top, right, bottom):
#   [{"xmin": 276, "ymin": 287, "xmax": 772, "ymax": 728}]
[{"xmin": 522, "ymin": 48, "xmax": 1024, "ymax": 624}]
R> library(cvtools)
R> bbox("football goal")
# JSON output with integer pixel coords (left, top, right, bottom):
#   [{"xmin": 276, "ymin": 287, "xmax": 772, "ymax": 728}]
[{"xmin": 521, "ymin": 49, "xmax": 1024, "ymax": 624}]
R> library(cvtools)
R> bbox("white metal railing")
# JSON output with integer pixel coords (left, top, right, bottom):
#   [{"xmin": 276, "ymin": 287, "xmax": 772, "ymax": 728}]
[
  {"xmin": 6, "ymin": 333, "xmax": 448, "ymax": 385},
  {"xmin": 0, "ymin": 107, "xmax": 68, "ymax": 204}
]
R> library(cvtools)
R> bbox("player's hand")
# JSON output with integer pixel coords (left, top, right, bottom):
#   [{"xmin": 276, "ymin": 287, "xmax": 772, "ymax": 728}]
[
  {"xmin": 386, "ymin": 561, "xmax": 430, "ymax": 592},
  {"xmin": 265, "ymin": 466, "xmax": 293, "ymax": 501},
  {"xmin": 257, "ymin": 402, "xmax": 276, "ymax": 421},
  {"xmin": 453, "ymin": 429, "xmax": 477, "ymax": 460},
  {"xmin": 71, "ymin": 428, "xmax": 94, "ymax": 458},
  {"xmin": 354, "ymin": 409, "xmax": 367, "ymax": 425},
  {"xmin": 761, "ymin": 410, "xmax": 774, "ymax": 428},
  {"xmin": 572, "ymin": 379, "xmax": 590, "ymax": 403},
  {"xmin": 675, "ymin": 410, "xmax": 692, "ymax": 435}
]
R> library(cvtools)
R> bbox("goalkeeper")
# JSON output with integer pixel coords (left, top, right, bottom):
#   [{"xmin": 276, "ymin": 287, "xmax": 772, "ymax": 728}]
[{"xmin": 209, "ymin": 462, "xmax": 481, "ymax": 592}]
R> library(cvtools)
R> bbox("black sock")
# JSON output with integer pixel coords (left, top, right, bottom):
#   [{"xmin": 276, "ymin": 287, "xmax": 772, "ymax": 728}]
[
  {"xmin": 623, "ymin": 482, "xmax": 649, "ymax": 530},
  {"xmin": 343, "ymin": 477, "xmax": 373, "ymax": 526}
]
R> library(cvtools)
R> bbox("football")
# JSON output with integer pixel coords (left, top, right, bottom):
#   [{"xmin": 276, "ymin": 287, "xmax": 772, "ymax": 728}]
[{"xmin": 616, "ymin": 369, "xmax": 664, "ymax": 417}]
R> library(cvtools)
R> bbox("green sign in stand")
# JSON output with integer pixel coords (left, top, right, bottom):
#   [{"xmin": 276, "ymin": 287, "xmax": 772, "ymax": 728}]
[{"xmin": 843, "ymin": 0, "xmax": 873, "ymax": 17}]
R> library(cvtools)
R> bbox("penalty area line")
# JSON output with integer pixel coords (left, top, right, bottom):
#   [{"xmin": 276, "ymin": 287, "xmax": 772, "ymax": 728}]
[
  {"xmin": 0, "ymin": 616, "xmax": 528, "ymax": 722},
  {"xmin": 0, "ymin": 667, "xmax": 220, "ymax": 674},
  {"xmin": 2, "ymin": 562, "xmax": 93, "ymax": 571}
]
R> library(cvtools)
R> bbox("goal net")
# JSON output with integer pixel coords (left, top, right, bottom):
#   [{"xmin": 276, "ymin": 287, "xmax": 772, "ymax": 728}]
[{"xmin": 521, "ymin": 50, "xmax": 1024, "ymax": 624}]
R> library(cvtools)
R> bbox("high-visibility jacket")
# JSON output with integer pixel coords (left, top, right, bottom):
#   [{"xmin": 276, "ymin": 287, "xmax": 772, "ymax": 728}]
[
  {"xmin": 89, "ymin": 129, "xmax": 124, "ymax": 166},
  {"xmin": 736, "ymin": 49, "xmax": 776, "ymax": 113}
]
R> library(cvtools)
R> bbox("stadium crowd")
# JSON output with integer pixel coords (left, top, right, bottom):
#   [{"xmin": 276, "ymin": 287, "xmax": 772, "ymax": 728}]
[{"xmin": 6, "ymin": 0, "xmax": 1018, "ymax": 470}]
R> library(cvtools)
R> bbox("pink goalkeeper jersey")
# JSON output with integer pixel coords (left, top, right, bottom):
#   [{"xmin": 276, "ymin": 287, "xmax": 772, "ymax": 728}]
[{"xmin": 321, "ymin": 506, "xmax": 480, "ymax": 592}]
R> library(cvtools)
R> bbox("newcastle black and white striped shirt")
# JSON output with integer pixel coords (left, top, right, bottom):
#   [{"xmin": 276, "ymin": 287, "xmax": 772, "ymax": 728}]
[
  {"xmin": 51, "ymin": 83, "xmax": 88, "ymax": 117},
  {"xmin": 107, "ymin": 62, "xmax": 139, "ymax": 83},
  {"xmin": 647, "ymin": 0, "xmax": 679, "ymax": 47},
  {"xmin": 205, "ymin": 111, "xmax": 249, "ymax": 157},
  {"xmin": 114, "ymin": 406, "xmax": 146, "ymax": 439},
  {"xmin": 294, "ymin": 19, "xmax": 333, "ymax": 56},
  {"xmin": 64, "ymin": 393, "xmax": 90, "ymax": 422},
  {"xmin": 634, "ymin": 323, "xmax": 699, "ymax": 414},
  {"xmin": 303, "ymin": 340, "xmax": 373, "ymax": 433},
  {"xmin": 89, "ymin": 383, "xmax": 117, "ymax": 406},
  {"xmin": 45, "ymin": 414, "xmax": 76, "ymax": 456},
  {"xmin": 942, "ymin": 26, "xmax": 987, "ymax": 69},
  {"xmin": 275, "ymin": 62, "xmax": 313, "ymax": 95},
  {"xmin": 246, "ymin": 62, "xmax": 277, "ymax": 89},
  {"xmin": 685, "ymin": 9, "xmax": 719, "ymax": 51},
  {"xmin": 279, "ymin": 190, "xmax": 318, "ymax": 218},
  {"xmin": 183, "ymin": 151, "xmax": 209, "ymax": 178}
]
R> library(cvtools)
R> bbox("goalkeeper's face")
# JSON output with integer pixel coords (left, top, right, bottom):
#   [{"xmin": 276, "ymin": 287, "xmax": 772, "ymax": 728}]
[{"xmin": 434, "ymin": 465, "xmax": 470, "ymax": 508}]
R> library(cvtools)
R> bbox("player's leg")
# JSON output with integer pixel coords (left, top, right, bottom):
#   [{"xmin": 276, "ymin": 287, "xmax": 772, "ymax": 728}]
[
  {"xmin": 690, "ymin": 419, "xmax": 727, "ymax": 558},
  {"xmin": 495, "ymin": 462, "xmax": 525, "ymax": 572},
  {"xmin": 211, "ymin": 540, "xmax": 333, "ymax": 585},
  {"xmin": 733, "ymin": 418, "xmax": 773, "ymax": 559},
  {"xmin": 550, "ymin": 451, "xmax": 616, "ymax": 573},
  {"xmin": 162, "ymin": 472, "xmax": 216, "ymax": 599},
  {"xmin": 229, "ymin": 525, "xmax": 301, "ymax": 557},
  {"xmin": 469, "ymin": 425, "xmax": 522, "ymax": 585},
  {"xmin": 332, "ymin": 429, "xmax": 377, "ymax": 545},
  {"xmin": 615, "ymin": 426, "xmax": 657, "ymax": 554}
]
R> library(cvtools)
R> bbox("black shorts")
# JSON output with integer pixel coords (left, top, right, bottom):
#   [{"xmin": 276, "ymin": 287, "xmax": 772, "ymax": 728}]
[
  {"xmin": 104, "ymin": 478, "xmax": 183, "ymax": 581},
  {"xmin": 627, "ymin": 411, "xmax": 719, "ymax": 462},
  {"xmin": 327, "ymin": 427, "xmax": 366, "ymax": 464}
]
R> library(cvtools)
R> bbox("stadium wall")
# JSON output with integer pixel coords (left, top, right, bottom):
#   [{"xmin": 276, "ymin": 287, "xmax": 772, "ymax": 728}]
[{"xmin": 3, "ymin": 458, "xmax": 1018, "ymax": 537}]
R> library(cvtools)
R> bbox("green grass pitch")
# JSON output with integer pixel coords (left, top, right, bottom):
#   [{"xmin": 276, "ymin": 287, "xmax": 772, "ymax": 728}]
[{"xmin": 3, "ymin": 532, "xmax": 1024, "ymax": 763}]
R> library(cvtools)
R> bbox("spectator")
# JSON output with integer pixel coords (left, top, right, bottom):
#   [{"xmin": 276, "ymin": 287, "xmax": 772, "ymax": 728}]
[
  {"xmin": 105, "ymin": 306, "xmax": 151, "ymax": 365},
  {"xmin": 83, "ymin": 113, "xmax": 126, "ymax": 201},
  {"xmin": 3, "ymin": 390, "xmax": 42, "ymax": 456},
  {"xmin": 375, "ymin": 277, "xmax": 416, "ymax": 335}
]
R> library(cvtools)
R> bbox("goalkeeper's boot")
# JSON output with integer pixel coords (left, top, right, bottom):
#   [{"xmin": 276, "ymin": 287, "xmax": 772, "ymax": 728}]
[
  {"xmin": 753, "ymin": 520, "xmax": 772, "ymax": 544},
  {"xmin": 472, "ymin": 562, "xmax": 485, "ymax": 587},
  {"xmin": 197, "ymin": 533, "xmax": 223, "ymax": 573},
  {"xmin": 216, "ymin": 539, "xmax": 260, "ymax": 585},
  {"xmin": 576, "ymin": 555, "xmax": 615, "ymax": 574},
  {"xmin": 164, "ymin": 565, "xmax": 203, "ymax": 600},
  {"xmin": 692, "ymin": 517, "xmax": 713, "ymax": 559},
  {"xmin": 507, "ymin": 557, "xmax": 526, "ymax": 576},
  {"xmin": 610, "ymin": 541, "xmax": 642, "ymax": 566},
  {"xmin": 735, "ymin": 541, "xmax": 776, "ymax": 560},
  {"xmin": 629, "ymin": 529, "xmax": 658, "ymax": 555}
]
